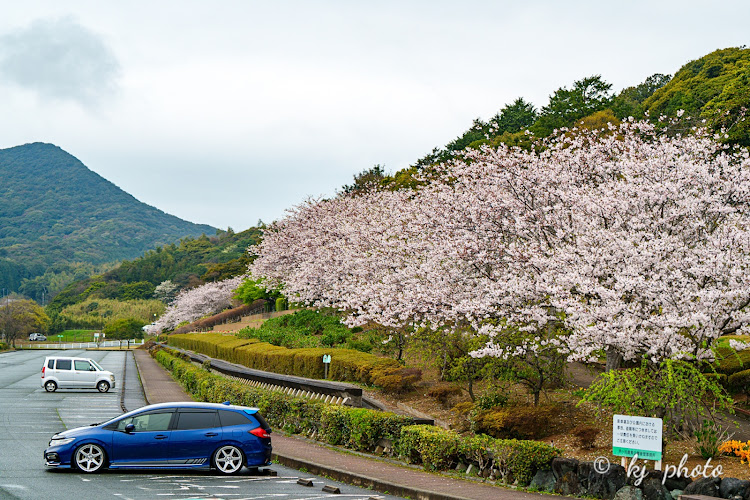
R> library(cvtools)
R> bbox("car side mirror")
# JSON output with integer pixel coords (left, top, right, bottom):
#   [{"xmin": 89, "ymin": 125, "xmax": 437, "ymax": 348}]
[{"xmin": 125, "ymin": 423, "xmax": 135, "ymax": 433}]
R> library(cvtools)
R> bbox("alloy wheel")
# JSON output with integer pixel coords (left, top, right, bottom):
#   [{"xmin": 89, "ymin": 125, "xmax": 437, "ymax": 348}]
[
  {"xmin": 213, "ymin": 445, "xmax": 243, "ymax": 474},
  {"xmin": 74, "ymin": 444, "xmax": 106, "ymax": 473}
]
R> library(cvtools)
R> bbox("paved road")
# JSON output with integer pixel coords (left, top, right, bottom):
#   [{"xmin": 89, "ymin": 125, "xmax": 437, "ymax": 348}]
[{"xmin": 0, "ymin": 350, "xmax": 402, "ymax": 500}]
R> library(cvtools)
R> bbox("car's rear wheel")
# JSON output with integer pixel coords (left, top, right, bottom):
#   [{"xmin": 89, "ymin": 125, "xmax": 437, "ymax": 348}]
[
  {"xmin": 213, "ymin": 445, "xmax": 244, "ymax": 474},
  {"xmin": 44, "ymin": 381, "xmax": 57, "ymax": 392},
  {"xmin": 74, "ymin": 443, "xmax": 107, "ymax": 473},
  {"xmin": 97, "ymin": 381, "xmax": 110, "ymax": 393}
]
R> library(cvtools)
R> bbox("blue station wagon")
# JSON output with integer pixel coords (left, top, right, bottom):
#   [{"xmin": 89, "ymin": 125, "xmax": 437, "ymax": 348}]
[{"xmin": 44, "ymin": 402, "xmax": 272, "ymax": 474}]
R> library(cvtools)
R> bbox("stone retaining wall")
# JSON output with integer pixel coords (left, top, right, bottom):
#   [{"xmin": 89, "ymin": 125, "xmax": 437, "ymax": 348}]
[{"xmin": 530, "ymin": 458, "xmax": 749, "ymax": 500}]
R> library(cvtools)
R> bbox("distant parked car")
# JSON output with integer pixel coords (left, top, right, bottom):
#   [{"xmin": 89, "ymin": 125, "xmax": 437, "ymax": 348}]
[
  {"xmin": 44, "ymin": 402, "xmax": 273, "ymax": 474},
  {"xmin": 41, "ymin": 356, "xmax": 116, "ymax": 393},
  {"xmin": 29, "ymin": 333, "xmax": 47, "ymax": 341}
]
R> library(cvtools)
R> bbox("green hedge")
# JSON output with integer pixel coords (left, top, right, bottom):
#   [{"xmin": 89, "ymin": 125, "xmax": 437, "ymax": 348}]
[
  {"xmin": 166, "ymin": 333, "xmax": 259, "ymax": 362},
  {"xmin": 712, "ymin": 346, "xmax": 750, "ymax": 375},
  {"xmin": 153, "ymin": 348, "xmax": 411, "ymax": 450},
  {"xmin": 395, "ymin": 425, "xmax": 560, "ymax": 484},
  {"xmin": 728, "ymin": 368, "xmax": 750, "ymax": 392},
  {"xmin": 168, "ymin": 333, "xmax": 418, "ymax": 391},
  {"xmin": 153, "ymin": 347, "xmax": 559, "ymax": 482}
]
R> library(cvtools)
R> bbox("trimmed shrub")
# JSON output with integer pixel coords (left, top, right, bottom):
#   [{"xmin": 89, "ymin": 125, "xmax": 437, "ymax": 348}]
[
  {"xmin": 427, "ymin": 384, "xmax": 463, "ymax": 407},
  {"xmin": 172, "ymin": 303, "xmax": 257, "ymax": 334},
  {"xmin": 237, "ymin": 309, "xmax": 369, "ymax": 351},
  {"xmin": 275, "ymin": 297, "xmax": 287, "ymax": 312},
  {"xmin": 372, "ymin": 367, "xmax": 422, "ymax": 393},
  {"xmin": 170, "ymin": 333, "xmax": 415, "ymax": 388},
  {"xmin": 703, "ymin": 371, "xmax": 728, "ymax": 387},
  {"xmin": 572, "ymin": 425, "xmax": 601, "ymax": 449},
  {"xmin": 728, "ymin": 368, "xmax": 750, "ymax": 393},
  {"xmin": 713, "ymin": 346, "xmax": 750, "ymax": 375},
  {"xmin": 492, "ymin": 439, "xmax": 561, "ymax": 485},
  {"xmin": 396, "ymin": 425, "xmax": 461, "ymax": 471},
  {"xmin": 153, "ymin": 347, "xmax": 558, "ymax": 482},
  {"xmin": 471, "ymin": 404, "xmax": 560, "ymax": 440},
  {"xmin": 475, "ymin": 389, "xmax": 510, "ymax": 410}
]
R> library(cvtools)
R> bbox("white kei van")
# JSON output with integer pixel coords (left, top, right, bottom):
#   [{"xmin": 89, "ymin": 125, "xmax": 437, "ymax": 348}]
[{"xmin": 41, "ymin": 357, "xmax": 116, "ymax": 393}]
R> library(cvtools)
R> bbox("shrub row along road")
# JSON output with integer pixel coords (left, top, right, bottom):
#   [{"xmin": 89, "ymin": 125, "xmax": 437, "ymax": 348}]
[{"xmin": 0, "ymin": 350, "xmax": 403, "ymax": 500}]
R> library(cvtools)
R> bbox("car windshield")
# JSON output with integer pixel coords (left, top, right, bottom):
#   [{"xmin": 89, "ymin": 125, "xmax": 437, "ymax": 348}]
[{"xmin": 89, "ymin": 360, "xmax": 104, "ymax": 371}]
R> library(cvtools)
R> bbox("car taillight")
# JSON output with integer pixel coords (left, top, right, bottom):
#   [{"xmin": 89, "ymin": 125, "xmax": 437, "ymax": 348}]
[
  {"xmin": 249, "ymin": 427, "xmax": 270, "ymax": 439},
  {"xmin": 42, "ymin": 366, "xmax": 45, "ymax": 378}
]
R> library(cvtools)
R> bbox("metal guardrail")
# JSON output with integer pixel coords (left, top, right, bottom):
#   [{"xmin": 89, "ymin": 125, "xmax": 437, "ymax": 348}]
[
  {"xmin": 27, "ymin": 339, "xmax": 146, "ymax": 349},
  {"xmin": 167, "ymin": 344, "xmax": 364, "ymax": 407}
]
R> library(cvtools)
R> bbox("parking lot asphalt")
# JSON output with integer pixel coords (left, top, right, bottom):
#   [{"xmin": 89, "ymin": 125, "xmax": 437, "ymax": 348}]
[
  {"xmin": 132, "ymin": 348, "xmax": 548, "ymax": 500},
  {"xmin": 0, "ymin": 349, "xmax": 406, "ymax": 500}
]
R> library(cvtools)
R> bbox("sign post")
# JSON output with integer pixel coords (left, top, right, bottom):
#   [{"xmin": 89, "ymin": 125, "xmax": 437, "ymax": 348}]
[
  {"xmin": 613, "ymin": 414, "xmax": 663, "ymax": 470},
  {"xmin": 322, "ymin": 354, "xmax": 332, "ymax": 379}
]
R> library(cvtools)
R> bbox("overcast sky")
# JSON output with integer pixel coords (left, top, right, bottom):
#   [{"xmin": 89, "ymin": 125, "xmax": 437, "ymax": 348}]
[{"xmin": 0, "ymin": 1, "xmax": 748, "ymax": 231}]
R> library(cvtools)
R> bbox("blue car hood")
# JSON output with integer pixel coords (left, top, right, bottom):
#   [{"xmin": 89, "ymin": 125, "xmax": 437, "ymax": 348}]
[{"xmin": 54, "ymin": 425, "xmax": 100, "ymax": 438}]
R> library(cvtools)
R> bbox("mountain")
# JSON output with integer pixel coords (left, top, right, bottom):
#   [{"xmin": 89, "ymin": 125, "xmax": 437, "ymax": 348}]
[
  {"xmin": 47, "ymin": 226, "xmax": 262, "ymax": 317},
  {"xmin": 0, "ymin": 142, "xmax": 216, "ymax": 299}
]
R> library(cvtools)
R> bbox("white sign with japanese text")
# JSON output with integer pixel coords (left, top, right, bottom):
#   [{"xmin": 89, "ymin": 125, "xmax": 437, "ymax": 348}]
[{"xmin": 612, "ymin": 414, "xmax": 662, "ymax": 460}]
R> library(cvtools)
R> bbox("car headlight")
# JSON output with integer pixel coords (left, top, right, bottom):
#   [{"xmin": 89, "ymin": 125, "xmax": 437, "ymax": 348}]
[
  {"xmin": 110, "ymin": 375, "xmax": 115, "ymax": 382},
  {"xmin": 49, "ymin": 437, "xmax": 75, "ymax": 447}
]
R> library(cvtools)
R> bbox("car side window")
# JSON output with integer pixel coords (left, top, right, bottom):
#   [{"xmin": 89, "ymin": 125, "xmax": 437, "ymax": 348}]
[
  {"xmin": 117, "ymin": 412, "xmax": 173, "ymax": 432},
  {"xmin": 74, "ymin": 360, "xmax": 92, "ymax": 371},
  {"xmin": 56, "ymin": 359, "xmax": 72, "ymax": 370},
  {"xmin": 175, "ymin": 411, "xmax": 219, "ymax": 430},
  {"xmin": 219, "ymin": 410, "xmax": 252, "ymax": 427},
  {"xmin": 47, "ymin": 360, "xmax": 54, "ymax": 369}
]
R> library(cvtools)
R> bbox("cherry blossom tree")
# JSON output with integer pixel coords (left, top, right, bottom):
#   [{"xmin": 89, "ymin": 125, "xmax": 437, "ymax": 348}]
[
  {"xmin": 251, "ymin": 120, "xmax": 750, "ymax": 368},
  {"xmin": 149, "ymin": 276, "xmax": 243, "ymax": 333}
]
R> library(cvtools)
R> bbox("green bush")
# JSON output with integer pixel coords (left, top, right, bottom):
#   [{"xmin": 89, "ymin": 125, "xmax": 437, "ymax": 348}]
[
  {"xmin": 154, "ymin": 348, "xmax": 410, "ymax": 450},
  {"xmin": 238, "ymin": 309, "xmax": 355, "ymax": 349},
  {"xmin": 492, "ymin": 438, "xmax": 561, "ymax": 485},
  {"xmin": 275, "ymin": 297, "xmax": 287, "ymax": 312},
  {"xmin": 728, "ymin": 368, "xmax": 750, "ymax": 393},
  {"xmin": 169, "ymin": 333, "xmax": 415, "ymax": 390},
  {"xmin": 471, "ymin": 404, "xmax": 559, "ymax": 440},
  {"xmin": 396, "ymin": 425, "xmax": 560, "ymax": 480},
  {"xmin": 703, "ymin": 372, "xmax": 728, "ymax": 387},
  {"xmin": 427, "ymin": 384, "xmax": 463, "ymax": 407},
  {"xmin": 168, "ymin": 333, "xmax": 258, "ymax": 361},
  {"xmin": 396, "ymin": 425, "xmax": 461, "ymax": 470},
  {"xmin": 475, "ymin": 389, "xmax": 510, "ymax": 410},
  {"xmin": 154, "ymin": 348, "xmax": 559, "ymax": 482},
  {"xmin": 713, "ymin": 346, "xmax": 750, "ymax": 374}
]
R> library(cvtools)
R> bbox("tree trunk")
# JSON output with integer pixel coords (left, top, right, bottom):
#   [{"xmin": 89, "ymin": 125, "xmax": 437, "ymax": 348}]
[{"xmin": 606, "ymin": 348, "xmax": 623, "ymax": 372}]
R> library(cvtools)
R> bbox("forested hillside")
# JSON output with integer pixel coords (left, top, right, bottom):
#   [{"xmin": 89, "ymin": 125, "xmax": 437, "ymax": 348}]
[
  {"xmin": 364, "ymin": 47, "xmax": 749, "ymax": 190},
  {"xmin": 48, "ymin": 227, "xmax": 261, "ymax": 316},
  {"xmin": 0, "ymin": 142, "xmax": 216, "ymax": 299}
]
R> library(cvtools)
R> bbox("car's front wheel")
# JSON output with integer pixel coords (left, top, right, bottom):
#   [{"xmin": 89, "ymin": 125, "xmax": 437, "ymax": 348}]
[
  {"xmin": 74, "ymin": 443, "xmax": 107, "ymax": 473},
  {"xmin": 213, "ymin": 445, "xmax": 244, "ymax": 474},
  {"xmin": 44, "ymin": 381, "xmax": 57, "ymax": 392},
  {"xmin": 97, "ymin": 381, "xmax": 110, "ymax": 393}
]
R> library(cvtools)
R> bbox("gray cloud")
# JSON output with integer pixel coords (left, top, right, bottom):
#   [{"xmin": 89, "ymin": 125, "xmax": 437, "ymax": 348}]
[{"xmin": 0, "ymin": 17, "xmax": 119, "ymax": 107}]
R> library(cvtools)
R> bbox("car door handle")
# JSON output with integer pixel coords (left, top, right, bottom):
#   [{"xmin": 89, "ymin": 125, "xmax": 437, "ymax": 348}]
[
  {"xmin": 205, "ymin": 432, "xmax": 218, "ymax": 437},
  {"xmin": 155, "ymin": 434, "xmax": 168, "ymax": 440}
]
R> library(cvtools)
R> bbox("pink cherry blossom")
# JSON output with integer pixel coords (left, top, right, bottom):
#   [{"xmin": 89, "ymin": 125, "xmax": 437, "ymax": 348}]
[{"xmin": 251, "ymin": 120, "xmax": 750, "ymax": 364}]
